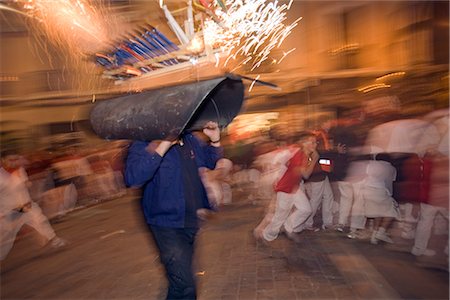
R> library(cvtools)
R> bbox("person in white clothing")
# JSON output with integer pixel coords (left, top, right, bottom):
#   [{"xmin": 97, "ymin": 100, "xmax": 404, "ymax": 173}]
[
  {"xmin": 363, "ymin": 156, "xmax": 400, "ymax": 244},
  {"xmin": 254, "ymin": 132, "xmax": 318, "ymax": 243},
  {"xmin": 411, "ymin": 110, "xmax": 449, "ymax": 258},
  {"xmin": 0, "ymin": 151, "xmax": 66, "ymax": 261}
]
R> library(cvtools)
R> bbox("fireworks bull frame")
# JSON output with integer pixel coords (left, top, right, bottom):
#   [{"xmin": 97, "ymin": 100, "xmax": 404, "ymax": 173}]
[{"xmin": 90, "ymin": 75, "xmax": 245, "ymax": 141}]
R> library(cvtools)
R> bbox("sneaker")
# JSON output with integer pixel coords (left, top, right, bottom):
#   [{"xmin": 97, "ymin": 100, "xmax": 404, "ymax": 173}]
[
  {"xmin": 347, "ymin": 230, "xmax": 362, "ymax": 239},
  {"xmin": 305, "ymin": 226, "xmax": 320, "ymax": 232},
  {"xmin": 347, "ymin": 229, "xmax": 372, "ymax": 240},
  {"xmin": 374, "ymin": 230, "xmax": 394, "ymax": 244},
  {"xmin": 334, "ymin": 224, "xmax": 345, "ymax": 233},
  {"xmin": 347, "ymin": 231, "xmax": 357, "ymax": 239},
  {"xmin": 411, "ymin": 247, "xmax": 436, "ymax": 257},
  {"xmin": 49, "ymin": 237, "xmax": 67, "ymax": 249}
]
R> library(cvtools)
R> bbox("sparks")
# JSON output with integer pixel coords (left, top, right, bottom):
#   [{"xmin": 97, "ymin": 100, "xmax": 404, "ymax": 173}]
[
  {"xmin": 17, "ymin": 0, "xmax": 111, "ymax": 55},
  {"xmin": 202, "ymin": 0, "xmax": 300, "ymax": 71}
]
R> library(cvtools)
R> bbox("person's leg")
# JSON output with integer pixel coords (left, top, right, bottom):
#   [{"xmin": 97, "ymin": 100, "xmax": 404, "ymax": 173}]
[
  {"xmin": 320, "ymin": 177, "xmax": 334, "ymax": 228},
  {"xmin": 254, "ymin": 194, "xmax": 276, "ymax": 238},
  {"xmin": 376, "ymin": 217, "xmax": 395, "ymax": 243},
  {"xmin": 262, "ymin": 192, "xmax": 294, "ymax": 241},
  {"xmin": 24, "ymin": 202, "xmax": 68, "ymax": 248},
  {"xmin": 150, "ymin": 225, "xmax": 198, "ymax": 300},
  {"xmin": 379, "ymin": 217, "xmax": 394, "ymax": 230},
  {"xmin": 285, "ymin": 187, "xmax": 312, "ymax": 233},
  {"xmin": 24, "ymin": 203, "xmax": 57, "ymax": 242},
  {"xmin": 330, "ymin": 181, "xmax": 341, "ymax": 226},
  {"xmin": 337, "ymin": 181, "xmax": 353, "ymax": 229},
  {"xmin": 348, "ymin": 182, "xmax": 367, "ymax": 231},
  {"xmin": 412, "ymin": 203, "xmax": 438, "ymax": 256},
  {"xmin": 304, "ymin": 182, "xmax": 322, "ymax": 229},
  {"xmin": 0, "ymin": 212, "xmax": 26, "ymax": 260},
  {"xmin": 62, "ymin": 183, "xmax": 77, "ymax": 214},
  {"xmin": 371, "ymin": 217, "xmax": 396, "ymax": 244}
]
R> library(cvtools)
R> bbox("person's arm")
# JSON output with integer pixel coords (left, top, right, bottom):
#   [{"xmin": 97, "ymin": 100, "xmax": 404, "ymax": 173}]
[
  {"xmin": 200, "ymin": 121, "xmax": 224, "ymax": 169},
  {"xmin": 124, "ymin": 140, "xmax": 174, "ymax": 187},
  {"xmin": 203, "ymin": 121, "xmax": 221, "ymax": 148}
]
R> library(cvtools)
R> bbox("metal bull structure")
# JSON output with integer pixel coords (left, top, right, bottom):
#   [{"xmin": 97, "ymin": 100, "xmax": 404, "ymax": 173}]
[{"xmin": 90, "ymin": 75, "xmax": 245, "ymax": 141}]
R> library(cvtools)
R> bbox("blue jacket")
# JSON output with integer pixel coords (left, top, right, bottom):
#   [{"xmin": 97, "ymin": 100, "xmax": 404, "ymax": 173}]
[{"xmin": 125, "ymin": 133, "xmax": 223, "ymax": 228}]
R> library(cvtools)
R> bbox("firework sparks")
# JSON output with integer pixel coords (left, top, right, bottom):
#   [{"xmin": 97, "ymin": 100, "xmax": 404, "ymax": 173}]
[
  {"xmin": 202, "ymin": 0, "xmax": 300, "ymax": 71},
  {"xmin": 16, "ymin": 0, "xmax": 111, "ymax": 55}
]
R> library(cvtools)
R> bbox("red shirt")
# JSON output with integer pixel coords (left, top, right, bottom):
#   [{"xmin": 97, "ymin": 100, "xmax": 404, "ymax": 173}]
[{"xmin": 274, "ymin": 150, "xmax": 307, "ymax": 194}]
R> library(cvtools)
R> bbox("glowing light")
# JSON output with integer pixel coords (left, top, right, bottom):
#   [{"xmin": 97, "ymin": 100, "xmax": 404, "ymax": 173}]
[
  {"xmin": 190, "ymin": 57, "xmax": 198, "ymax": 65},
  {"xmin": 375, "ymin": 71, "xmax": 406, "ymax": 81},
  {"xmin": 186, "ymin": 35, "xmax": 204, "ymax": 54},
  {"xmin": 0, "ymin": 76, "xmax": 20, "ymax": 82},
  {"xmin": 202, "ymin": 0, "xmax": 300, "ymax": 71},
  {"xmin": 358, "ymin": 83, "xmax": 391, "ymax": 93},
  {"xmin": 329, "ymin": 43, "xmax": 360, "ymax": 55},
  {"xmin": 15, "ymin": 0, "xmax": 111, "ymax": 55}
]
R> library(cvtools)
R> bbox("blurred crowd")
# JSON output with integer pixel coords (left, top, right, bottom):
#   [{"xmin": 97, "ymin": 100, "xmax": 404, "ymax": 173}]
[
  {"xmin": 223, "ymin": 102, "xmax": 448, "ymax": 270},
  {"xmin": 1, "ymin": 100, "xmax": 448, "ymax": 271},
  {"xmin": 3, "ymin": 141, "xmax": 129, "ymax": 219},
  {"xmin": 0, "ymin": 140, "xmax": 129, "ymax": 259}
]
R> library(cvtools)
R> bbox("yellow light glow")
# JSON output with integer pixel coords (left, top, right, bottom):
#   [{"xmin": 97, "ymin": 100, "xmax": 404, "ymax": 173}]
[
  {"xmin": 375, "ymin": 71, "xmax": 406, "ymax": 81},
  {"xmin": 186, "ymin": 35, "xmax": 205, "ymax": 54},
  {"xmin": 358, "ymin": 83, "xmax": 391, "ymax": 93},
  {"xmin": 17, "ymin": 0, "xmax": 111, "ymax": 55}
]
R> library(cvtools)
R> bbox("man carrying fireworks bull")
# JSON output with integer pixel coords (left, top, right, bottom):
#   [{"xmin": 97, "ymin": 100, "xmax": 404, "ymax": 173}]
[{"xmin": 125, "ymin": 121, "xmax": 223, "ymax": 300}]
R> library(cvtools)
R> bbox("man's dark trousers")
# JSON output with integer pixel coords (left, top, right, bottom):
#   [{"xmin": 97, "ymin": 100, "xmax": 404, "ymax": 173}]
[{"xmin": 150, "ymin": 225, "xmax": 198, "ymax": 300}]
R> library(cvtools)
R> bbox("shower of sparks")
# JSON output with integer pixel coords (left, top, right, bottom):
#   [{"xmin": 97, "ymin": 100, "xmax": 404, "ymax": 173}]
[
  {"xmin": 3, "ymin": 0, "xmax": 123, "ymax": 92},
  {"xmin": 17, "ymin": 0, "xmax": 111, "ymax": 55},
  {"xmin": 202, "ymin": 0, "xmax": 301, "ymax": 71}
]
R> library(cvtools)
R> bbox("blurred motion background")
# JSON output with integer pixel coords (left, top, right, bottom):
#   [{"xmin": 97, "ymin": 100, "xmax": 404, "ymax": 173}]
[{"xmin": 0, "ymin": 0, "xmax": 448, "ymax": 212}]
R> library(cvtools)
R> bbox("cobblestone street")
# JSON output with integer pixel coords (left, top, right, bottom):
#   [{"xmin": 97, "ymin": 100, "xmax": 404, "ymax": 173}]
[{"xmin": 1, "ymin": 192, "xmax": 448, "ymax": 299}]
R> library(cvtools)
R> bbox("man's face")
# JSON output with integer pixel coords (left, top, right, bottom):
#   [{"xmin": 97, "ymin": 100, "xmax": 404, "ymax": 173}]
[{"xmin": 302, "ymin": 137, "xmax": 317, "ymax": 152}]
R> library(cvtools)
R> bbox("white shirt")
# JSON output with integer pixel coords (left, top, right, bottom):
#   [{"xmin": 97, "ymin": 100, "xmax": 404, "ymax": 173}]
[
  {"xmin": 364, "ymin": 160, "xmax": 397, "ymax": 195},
  {"xmin": 367, "ymin": 119, "xmax": 439, "ymax": 156},
  {"xmin": 0, "ymin": 167, "xmax": 32, "ymax": 218}
]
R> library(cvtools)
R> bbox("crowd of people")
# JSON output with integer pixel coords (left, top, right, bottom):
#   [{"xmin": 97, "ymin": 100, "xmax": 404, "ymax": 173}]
[
  {"xmin": 1, "ymin": 101, "xmax": 447, "ymax": 294},
  {"xmin": 0, "ymin": 141, "xmax": 128, "ymax": 261},
  {"xmin": 225, "ymin": 104, "xmax": 448, "ymax": 267}
]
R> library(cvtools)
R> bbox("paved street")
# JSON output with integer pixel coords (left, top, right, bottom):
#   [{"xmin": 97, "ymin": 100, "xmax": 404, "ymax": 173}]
[{"xmin": 1, "ymin": 191, "xmax": 448, "ymax": 300}]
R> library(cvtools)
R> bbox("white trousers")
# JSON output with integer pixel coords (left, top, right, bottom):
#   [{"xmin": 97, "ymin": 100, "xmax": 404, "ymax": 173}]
[
  {"xmin": 262, "ymin": 187, "xmax": 312, "ymax": 241},
  {"xmin": 0, "ymin": 202, "xmax": 56, "ymax": 260},
  {"xmin": 304, "ymin": 177, "xmax": 334, "ymax": 228},
  {"xmin": 335, "ymin": 181, "xmax": 354, "ymax": 226},
  {"xmin": 349, "ymin": 182, "xmax": 367, "ymax": 230},
  {"xmin": 412, "ymin": 203, "xmax": 449, "ymax": 254}
]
